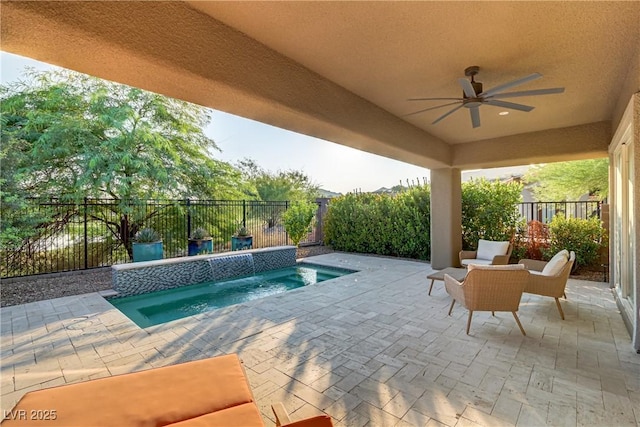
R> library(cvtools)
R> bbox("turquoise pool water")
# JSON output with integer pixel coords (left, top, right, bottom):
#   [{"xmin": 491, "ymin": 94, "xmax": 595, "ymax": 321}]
[{"xmin": 109, "ymin": 263, "xmax": 355, "ymax": 328}]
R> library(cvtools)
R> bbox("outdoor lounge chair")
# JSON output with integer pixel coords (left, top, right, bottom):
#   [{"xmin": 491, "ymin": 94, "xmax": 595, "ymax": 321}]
[
  {"xmin": 459, "ymin": 239, "xmax": 513, "ymax": 267},
  {"xmin": 2, "ymin": 354, "xmax": 333, "ymax": 427},
  {"xmin": 444, "ymin": 264, "xmax": 530, "ymax": 335},
  {"xmin": 519, "ymin": 250, "xmax": 575, "ymax": 320}
]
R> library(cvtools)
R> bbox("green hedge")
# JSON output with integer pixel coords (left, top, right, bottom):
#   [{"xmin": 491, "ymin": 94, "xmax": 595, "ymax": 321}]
[
  {"xmin": 323, "ymin": 186, "xmax": 431, "ymax": 260},
  {"xmin": 544, "ymin": 216, "xmax": 606, "ymax": 268},
  {"xmin": 461, "ymin": 178, "xmax": 523, "ymax": 250},
  {"xmin": 324, "ymin": 179, "xmax": 523, "ymax": 260}
]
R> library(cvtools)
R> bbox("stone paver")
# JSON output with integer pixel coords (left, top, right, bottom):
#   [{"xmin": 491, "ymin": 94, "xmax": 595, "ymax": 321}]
[{"xmin": 1, "ymin": 253, "xmax": 638, "ymax": 426}]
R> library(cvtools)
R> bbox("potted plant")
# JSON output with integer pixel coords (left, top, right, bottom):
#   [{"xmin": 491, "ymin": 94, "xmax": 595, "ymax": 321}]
[
  {"xmin": 132, "ymin": 228, "xmax": 163, "ymax": 262},
  {"xmin": 188, "ymin": 227, "xmax": 213, "ymax": 256},
  {"xmin": 231, "ymin": 225, "xmax": 253, "ymax": 251}
]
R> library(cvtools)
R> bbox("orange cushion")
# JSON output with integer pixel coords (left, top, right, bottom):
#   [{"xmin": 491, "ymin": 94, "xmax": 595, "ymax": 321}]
[
  {"xmin": 2, "ymin": 354, "xmax": 262, "ymax": 427},
  {"xmin": 169, "ymin": 403, "xmax": 264, "ymax": 426}
]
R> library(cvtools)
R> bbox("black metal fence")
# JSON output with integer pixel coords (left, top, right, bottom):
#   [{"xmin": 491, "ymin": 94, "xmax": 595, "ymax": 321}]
[
  {"xmin": 1, "ymin": 198, "xmax": 601, "ymax": 279},
  {"xmin": 517, "ymin": 200, "xmax": 603, "ymax": 224},
  {"xmin": 1, "ymin": 198, "xmax": 325, "ymax": 278}
]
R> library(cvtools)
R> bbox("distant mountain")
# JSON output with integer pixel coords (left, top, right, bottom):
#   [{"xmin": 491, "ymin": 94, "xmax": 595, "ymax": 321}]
[
  {"xmin": 372, "ymin": 187, "xmax": 396, "ymax": 194},
  {"xmin": 318, "ymin": 188, "xmax": 342, "ymax": 198}
]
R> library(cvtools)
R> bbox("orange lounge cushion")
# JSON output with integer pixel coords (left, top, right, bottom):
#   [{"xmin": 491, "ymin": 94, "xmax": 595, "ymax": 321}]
[
  {"xmin": 3, "ymin": 354, "xmax": 262, "ymax": 427},
  {"xmin": 169, "ymin": 403, "xmax": 264, "ymax": 426}
]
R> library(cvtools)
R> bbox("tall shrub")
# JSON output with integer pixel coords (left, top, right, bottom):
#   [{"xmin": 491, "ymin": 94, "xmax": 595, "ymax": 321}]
[
  {"xmin": 323, "ymin": 186, "xmax": 431, "ymax": 260},
  {"xmin": 545, "ymin": 216, "xmax": 606, "ymax": 268},
  {"xmin": 282, "ymin": 200, "xmax": 317, "ymax": 246},
  {"xmin": 461, "ymin": 178, "xmax": 523, "ymax": 249}
]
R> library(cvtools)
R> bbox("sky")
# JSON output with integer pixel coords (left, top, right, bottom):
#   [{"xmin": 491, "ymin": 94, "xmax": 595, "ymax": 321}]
[{"xmin": 0, "ymin": 51, "xmax": 435, "ymax": 194}]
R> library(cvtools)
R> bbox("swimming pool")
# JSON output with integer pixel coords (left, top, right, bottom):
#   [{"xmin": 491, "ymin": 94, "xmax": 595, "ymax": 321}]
[{"xmin": 109, "ymin": 263, "xmax": 356, "ymax": 327}]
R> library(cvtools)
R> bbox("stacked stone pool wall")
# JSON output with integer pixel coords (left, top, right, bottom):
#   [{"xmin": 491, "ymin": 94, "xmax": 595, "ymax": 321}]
[{"xmin": 111, "ymin": 246, "xmax": 297, "ymax": 297}]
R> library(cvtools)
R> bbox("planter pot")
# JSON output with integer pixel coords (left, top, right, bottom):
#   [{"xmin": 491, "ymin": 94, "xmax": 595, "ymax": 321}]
[
  {"xmin": 231, "ymin": 236, "xmax": 253, "ymax": 251},
  {"xmin": 188, "ymin": 238, "xmax": 213, "ymax": 256},
  {"xmin": 132, "ymin": 241, "xmax": 163, "ymax": 262}
]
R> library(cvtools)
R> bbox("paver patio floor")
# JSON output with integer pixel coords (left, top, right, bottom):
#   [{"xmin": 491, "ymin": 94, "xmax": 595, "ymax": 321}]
[{"xmin": 1, "ymin": 253, "xmax": 638, "ymax": 426}]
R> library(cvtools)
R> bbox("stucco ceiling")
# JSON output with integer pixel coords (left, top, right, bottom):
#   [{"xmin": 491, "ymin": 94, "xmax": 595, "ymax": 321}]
[
  {"xmin": 1, "ymin": 1, "xmax": 638, "ymax": 170},
  {"xmin": 187, "ymin": 1, "xmax": 639, "ymax": 145}
]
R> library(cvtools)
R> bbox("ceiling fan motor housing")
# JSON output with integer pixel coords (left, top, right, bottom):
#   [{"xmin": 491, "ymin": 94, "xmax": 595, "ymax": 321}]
[
  {"xmin": 470, "ymin": 81, "xmax": 483, "ymax": 96},
  {"xmin": 464, "ymin": 66, "xmax": 483, "ymax": 97}
]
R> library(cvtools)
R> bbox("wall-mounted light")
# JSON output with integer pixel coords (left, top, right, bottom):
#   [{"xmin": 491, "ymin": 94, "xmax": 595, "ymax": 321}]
[{"xmin": 498, "ymin": 111, "xmax": 509, "ymax": 116}]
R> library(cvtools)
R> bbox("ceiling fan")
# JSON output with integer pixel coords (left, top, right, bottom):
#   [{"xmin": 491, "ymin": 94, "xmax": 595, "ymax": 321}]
[{"xmin": 406, "ymin": 66, "xmax": 565, "ymax": 128}]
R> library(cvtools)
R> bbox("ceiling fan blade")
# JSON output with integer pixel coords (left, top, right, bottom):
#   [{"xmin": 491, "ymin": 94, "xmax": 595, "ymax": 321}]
[
  {"xmin": 489, "ymin": 87, "xmax": 565, "ymax": 99},
  {"xmin": 407, "ymin": 97, "xmax": 464, "ymax": 101},
  {"xmin": 485, "ymin": 99, "xmax": 535, "ymax": 112},
  {"xmin": 470, "ymin": 106, "xmax": 481, "ymax": 128},
  {"xmin": 480, "ymin": 73, "xmax": 542, "ymax": 97},
  {"xmin": 432, "ymin": 104, "xmax": 464, "ymax": 125},
  {"xmin": 458, "ymin": 78, "xmax": 477, "ymax": 98},
  {"xmin": 404, "ymin": 101, "xmax": 463, "ymax": 117}
]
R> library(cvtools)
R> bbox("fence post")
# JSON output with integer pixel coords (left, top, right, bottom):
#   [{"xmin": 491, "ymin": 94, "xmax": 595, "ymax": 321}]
[
  {"xmin": 285, "ymin": 200, "xmax": 289, "ymax": 242},
  {"xmin": 186, "ymin": 199, "xmax": 191, "ymax": 239},
  {"xmin": 242, "ymin": 200, "xmax": 247, "ymax": 228},
  {"xmin": 83, "ymin": 197, "xmax": 88, "ymax": 270},
  {"xmin": 315, "ymin": 198, "xmax": 328, "ymax": 243}
]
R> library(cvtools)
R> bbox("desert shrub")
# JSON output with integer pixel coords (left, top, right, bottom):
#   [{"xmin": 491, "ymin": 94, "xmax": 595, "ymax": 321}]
[
  {"xmin": 461, "ymin": 178, "xmax": 523, "ymax": 249},
  {"xmin": 283, "ymin": 200, "xmax": 317, "ymax": 246},
  {"xmin": 545, "ymin": 216, "xmax": 606, "ymax": 268},
  {"xmin": 323, "ymin": 186, "xmax": 431, "ymax": 260}
]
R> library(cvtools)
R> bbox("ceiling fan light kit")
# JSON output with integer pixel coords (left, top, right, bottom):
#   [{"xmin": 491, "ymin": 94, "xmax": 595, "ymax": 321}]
[{"xmin": 407, "ymin": 66, "xmax": 565, "ymax": 128}]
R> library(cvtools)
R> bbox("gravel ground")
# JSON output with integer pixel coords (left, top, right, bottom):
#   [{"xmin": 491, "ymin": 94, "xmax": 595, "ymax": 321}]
[
  {"xmin": 0, "ymin": 245, "xmax": 604, "ymax": 307},
  {"xmin": 0, "ymin": 246, "xmax": 335, "ymax": 308}
]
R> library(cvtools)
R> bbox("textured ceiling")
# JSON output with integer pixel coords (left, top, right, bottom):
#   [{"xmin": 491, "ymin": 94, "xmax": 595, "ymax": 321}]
[
  {"xmin": 1, "ymin": 1, "xmax": 638, "ymax": 170},
  {"xmin": 188, "ymin": 1, "xmax": 639, "ymax": 144}
]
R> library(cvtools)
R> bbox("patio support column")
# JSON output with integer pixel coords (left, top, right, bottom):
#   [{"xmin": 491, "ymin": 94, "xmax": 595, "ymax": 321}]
[{"xmin": 430, "ymin": 168, "xmax": 462, "ymax": 269}]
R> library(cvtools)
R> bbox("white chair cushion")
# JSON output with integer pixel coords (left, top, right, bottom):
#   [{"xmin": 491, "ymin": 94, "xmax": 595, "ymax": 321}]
[
  {"xmin": 541, "ymin": 250, "xmax": 570, "ymax": 276},
  {"xmin": 476, "ymin": 239, "xmax": 510, "ymax": 261},
  {"xmin": 468, "ymin": 263, "xmax": 525, "ymax": 271},
  {"xmin": 461, "ymin": 259, "xmax": 493, "ymax": 267},
  {"xmin": 460, "ymin": 258, "xmax": 491, "ymax": 267}
]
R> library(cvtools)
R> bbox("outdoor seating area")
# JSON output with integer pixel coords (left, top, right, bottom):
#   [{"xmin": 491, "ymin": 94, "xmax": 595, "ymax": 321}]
[{"xmin": 1, "ymin": 253, "xmax": 638, "ymax": 426}]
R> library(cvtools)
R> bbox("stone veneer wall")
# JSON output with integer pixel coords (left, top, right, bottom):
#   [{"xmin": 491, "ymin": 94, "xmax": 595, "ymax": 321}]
[{"xmin": 112, "ymin": 246, "xmax": 297, "ymax": 297}]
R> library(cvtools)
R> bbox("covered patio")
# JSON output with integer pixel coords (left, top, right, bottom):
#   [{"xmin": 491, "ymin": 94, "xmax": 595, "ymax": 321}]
[
  {"xmin": 2, "ymin": 2, "xmax": 637, "ymax": 350},
  {"xmin": 1, "ymin": 3, "xmax": 639, "ymax": 424},
  {"xmin": 1, "ymin": 254, "xmax": 638, "ymax": 426}
]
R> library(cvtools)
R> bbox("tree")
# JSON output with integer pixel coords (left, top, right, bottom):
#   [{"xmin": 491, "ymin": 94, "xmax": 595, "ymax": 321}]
[
  {"xmin": 237, "ymin": 158, "xmax": 319, "ymax": 228},
  {"xmin": 1, "ymin": 68, "xmax": 244, "ymax": 258},
  {"xmin": 282, "ymin": 200, "xmax": 317, "ymax": 246},
  {"xmin": 524, "ymin": 159, "xmax": 609, "ymax": 201}
]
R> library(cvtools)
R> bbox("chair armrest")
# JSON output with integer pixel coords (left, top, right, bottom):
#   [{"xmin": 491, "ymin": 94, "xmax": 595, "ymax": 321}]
[
  {"xmin": 518, "ymin": 259, "xmax": 547, "ymax": 272},
  {"xmin": 491, "ymin": 254, "xmax": 510, "ymax": 265},
  {"xmin": 273, "ymin": 402, "xmax": 292, "ymax": 426},
  {"xmin": 459, "ymin": 250, "xmax": 478, "ymax": 264},
  {"xmin": 444, "ymin": 274, "xmax": 465, "ymax": 303},
  {"xmin": 272, "ymin": 403, "xmax": 334, "ymax": 427}
]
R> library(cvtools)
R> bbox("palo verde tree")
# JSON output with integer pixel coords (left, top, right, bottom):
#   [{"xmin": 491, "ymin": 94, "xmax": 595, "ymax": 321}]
[
  {"xmin": 524, "ymin": 158, "xmax": 609, "ymax": 201},
  {"xmin": 1, "ymin": 68, "xmax": 244, "ymax": 259}
]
